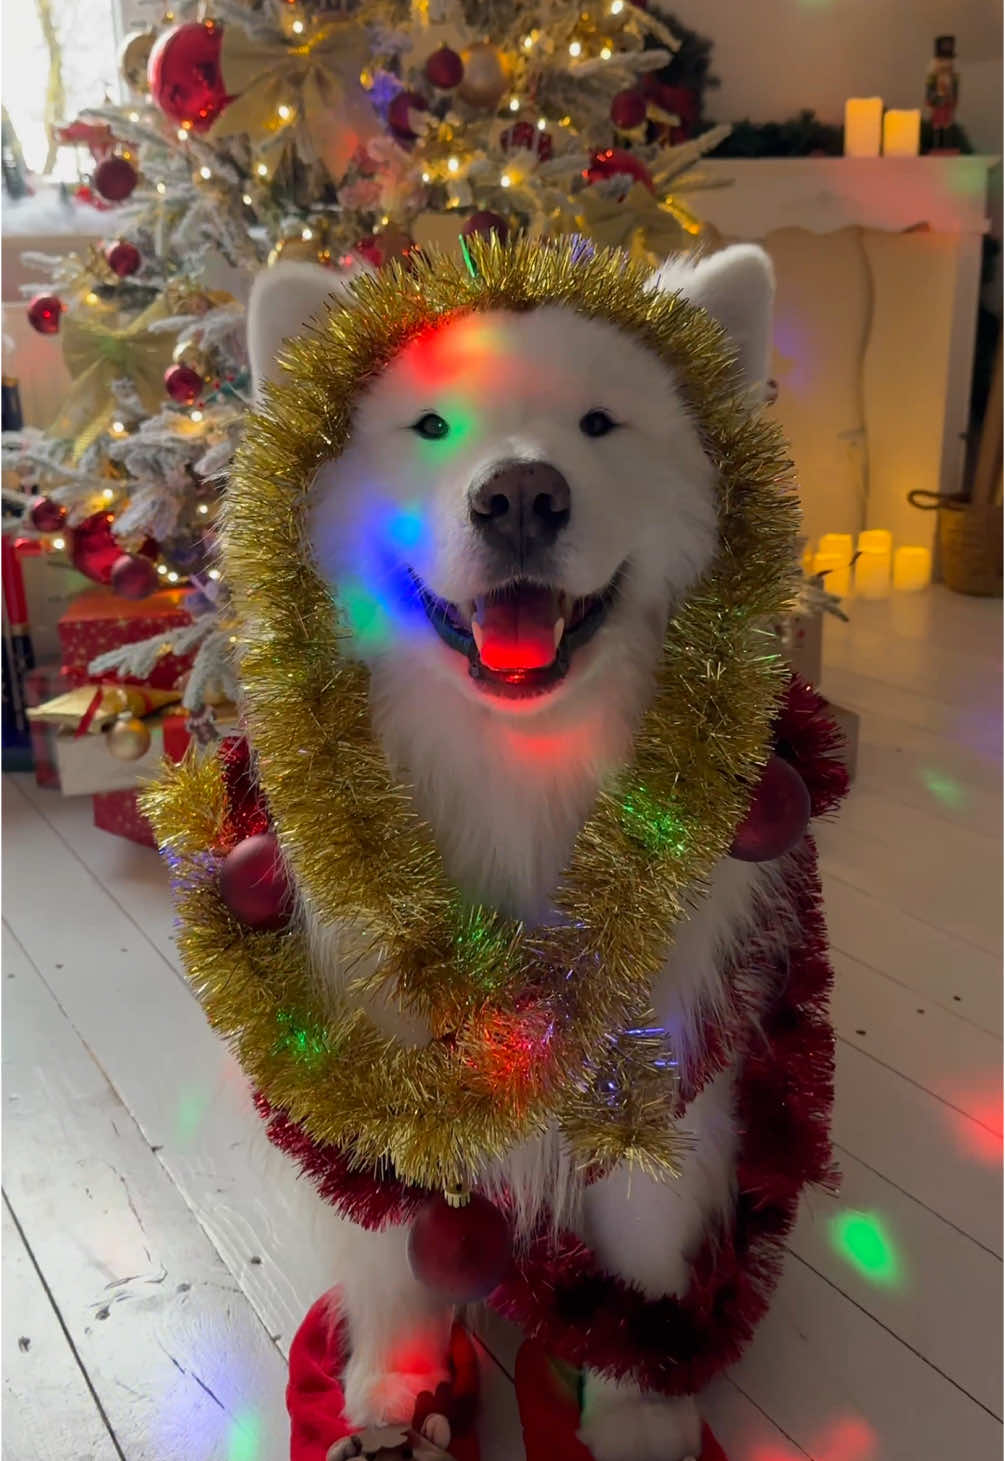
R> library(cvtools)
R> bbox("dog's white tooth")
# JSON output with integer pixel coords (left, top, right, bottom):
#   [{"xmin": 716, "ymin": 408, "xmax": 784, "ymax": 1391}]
[
  {"xmin": 553, "ymin": 617, "xmax": 565, "ymax": 648},
  {"xmin": 472, "ymin": 619, "xmax": 484, "ymax": 653}
]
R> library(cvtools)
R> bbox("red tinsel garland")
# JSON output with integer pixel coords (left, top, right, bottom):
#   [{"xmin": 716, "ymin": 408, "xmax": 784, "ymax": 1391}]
[{"xmin": 253, "ymin": 678, "xmax": 848, "ymax": 1394}]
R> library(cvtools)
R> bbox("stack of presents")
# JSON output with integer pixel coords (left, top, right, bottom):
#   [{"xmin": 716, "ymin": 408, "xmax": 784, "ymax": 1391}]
[{"xmin": 2, "ymin": 532, "xmax": 234, "ymax": 845}]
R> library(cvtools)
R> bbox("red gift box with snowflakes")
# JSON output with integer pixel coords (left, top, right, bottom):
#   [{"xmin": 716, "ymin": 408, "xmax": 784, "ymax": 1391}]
[{"xmin": 59, "ymin": 587, "xmax": 195, "ymax": 690}]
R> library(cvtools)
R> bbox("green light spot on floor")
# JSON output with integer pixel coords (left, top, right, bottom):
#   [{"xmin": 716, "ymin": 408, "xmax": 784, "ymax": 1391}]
[
  {"xmin": 175, "ymin": 1085, "xmax": 211, "ymax": 1144},
  {"xmin": 228, "ymin": 1408, "xmax": 261, "ymax": 1461},
  {"xmin": 830, "ymin": 1211, "xmax": 902, "ymax": 1287},
  {"xmin": 921, "ymin": 767, "xmax": 967, "ymax": 810}
]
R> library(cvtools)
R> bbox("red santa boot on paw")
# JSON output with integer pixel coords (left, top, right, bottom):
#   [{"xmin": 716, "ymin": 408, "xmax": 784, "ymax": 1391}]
[
  {"xmin": 287, "ymin": 1293, "xmax": 481, "ymax": 1461},
  {"xmin": 514, "ymin": 1339, "xmax": 729, "ymax": 1460}
]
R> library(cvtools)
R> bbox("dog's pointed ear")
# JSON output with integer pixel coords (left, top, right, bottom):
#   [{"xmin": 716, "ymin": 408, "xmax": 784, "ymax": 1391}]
[
  {"xmin": 650, "ymin": 244, "xmax": 775, "ymax": 392},
  {"xmin": 247, "ymin": 261, "xmax": 357, "ymax": 397}
]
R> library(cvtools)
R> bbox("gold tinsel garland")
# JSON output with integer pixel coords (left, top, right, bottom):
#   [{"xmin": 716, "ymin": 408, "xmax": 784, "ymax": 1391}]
[{"xmin": 143, "ymin": 237, "xmax": 800, "ymax": 1193}]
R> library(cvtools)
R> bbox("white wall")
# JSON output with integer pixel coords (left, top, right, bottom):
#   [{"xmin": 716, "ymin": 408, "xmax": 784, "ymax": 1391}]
[{"xmin": 692, "ymin": 0, "xmax": 1002, "ymax": 155}]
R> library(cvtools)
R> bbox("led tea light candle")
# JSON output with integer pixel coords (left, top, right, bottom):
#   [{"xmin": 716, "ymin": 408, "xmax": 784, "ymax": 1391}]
[
  {"xmin": 844, "ymin": 98, "xmax": 883, "ymax": 157},
  {"xmin": 818, "ymin": 533, "xmax": 854, "ymax": 560},
  {"xmin": 883, "ymin": 108, "xmax": 921, "ymax": 156},
  {"xmin": 812, "ymin": 550, "xmax": 851, "ymax": 597},
  {"xmin": 858, "ymin": 528, "xmax": 893, "ymax": 556},
  {"xmin": 855, "ymin": 547, "xmax": 892, "ymax": 599},
  {"xmin": 893, "ymin": 545, "xmax": 932, "ymax": 591}
]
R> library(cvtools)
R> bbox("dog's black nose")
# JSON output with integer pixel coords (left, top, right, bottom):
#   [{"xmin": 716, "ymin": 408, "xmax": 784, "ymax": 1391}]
[{"xmin": 469, "ymin": 461, "xmax": 571, "ymax": 558}]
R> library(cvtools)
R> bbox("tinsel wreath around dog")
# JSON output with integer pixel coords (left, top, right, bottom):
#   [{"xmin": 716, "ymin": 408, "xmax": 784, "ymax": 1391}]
[{"xmin": 142, "ymin": 235, "xmax": 848, "ymax": 1430}]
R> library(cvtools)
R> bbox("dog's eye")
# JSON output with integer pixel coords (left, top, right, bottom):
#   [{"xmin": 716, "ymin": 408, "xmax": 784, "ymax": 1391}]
[
  {"xmin": 412, "ymin": 412, "xmax": 449, "ymax": 440},
  {"xmin": 579, "ymin": 409, "xmax": 619, "ymax": 438}
]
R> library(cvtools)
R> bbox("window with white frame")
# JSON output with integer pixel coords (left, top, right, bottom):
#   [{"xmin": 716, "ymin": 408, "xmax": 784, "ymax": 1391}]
[{"xmin": 2, "ymin": 0, "xmax": 129, "ymax": 182}]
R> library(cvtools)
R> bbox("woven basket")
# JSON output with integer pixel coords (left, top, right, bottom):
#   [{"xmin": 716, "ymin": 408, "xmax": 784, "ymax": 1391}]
[{"xmin": 907, "ymin": 491, "xmax": 1003, "ymax": 597}]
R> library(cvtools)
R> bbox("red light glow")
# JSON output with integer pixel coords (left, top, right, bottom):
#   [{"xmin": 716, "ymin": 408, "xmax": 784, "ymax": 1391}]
[{"xmin": 943, "ymin": 1089, "xmax": 1003, "ymax": 1166}]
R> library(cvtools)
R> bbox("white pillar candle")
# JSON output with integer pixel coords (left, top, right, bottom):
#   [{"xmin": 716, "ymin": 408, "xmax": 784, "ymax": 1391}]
[
  {"xmin": 844, "ymin": 98, "xmax": 883, "ymax": 157},
  {"xmin": 855, "ymin": 546, "xmax": 892, "ymax": 599},
  {"xmin": 812, "ymin": 550, "xmax": 852, "ymax": 598},
  {"xmin": 893, "ymin": 544, "xmax": 932, "ymax": 591},
  {"xmin": 882, "ymin": 109, "xmax": 921, "ymax": 157}
]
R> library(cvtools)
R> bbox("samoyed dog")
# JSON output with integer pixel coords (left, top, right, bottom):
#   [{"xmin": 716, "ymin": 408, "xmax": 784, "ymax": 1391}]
[{"xmin": 248, "ymin": 244, "xmax": 780, "ymax": 1461}]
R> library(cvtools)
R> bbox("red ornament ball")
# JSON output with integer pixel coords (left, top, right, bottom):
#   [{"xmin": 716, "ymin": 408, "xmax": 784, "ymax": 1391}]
[
  {"xmin": 584, "ymin": 147, "xmax": 654, "ymax": 194},
  {"xmin": 27, "ymin": 294, "xmax": 64, "ymax": 335},
  {"xmin": 69, "ymin": 511, "xmax": 121, "ymax": 585},
  {"xmin": 425, "ymin": 45, "xmax": 464, "ymax": 89},
  {"xmin": 730, "ymin": 755, "xmax": 812, "ymax": 863},
  {"xmin": 610, "ymin": 89, "xmax": 647, "ymax": 130},
  {"xmin": 408, "ymin": 1192, "xmax": 512, "ymax": 1302},
  {"xmin": 148, "ymin": 20, "xmax": 229, "ymax": 134},
  {"xmin": 500, "ymin": 120, "xmax": 553, "ymax": 162},
  {"xmin": 106, "ymin": 239, "xmax": 141, "ymax": 277},
  {"xmin": 388, "ymin": 90, "xmax": 428, "ymax": 141},
  {"xmin": 164, "ymin": 363, "xmax": 203, "ymax": 405},
  {"xmin": 28, "ymin": 496, "xmax": 67, "ymax": 533},
  {"xmin": 110, "ymin": 551, "xmax": 159, "ymax": 600},
  {"xmin": 461, "ymin": 210, "xmax": 508, "ymax": 242},
  {"xmin": 219, "ymin": 832, "xmax": 294, "ymax": 931},
  {"xmin": 93, "ymin": 156, "xmax": 138, "ymax": 202}
]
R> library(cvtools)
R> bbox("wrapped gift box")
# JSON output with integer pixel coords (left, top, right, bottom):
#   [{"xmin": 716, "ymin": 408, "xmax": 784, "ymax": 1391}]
[
  {"xmin": 91, "ymin": 711, "xmax": 195, "ymax": 846},
  {"xmin": 91, "ymin": 705, "xmax": 239, "ymax": 844},
  {"xmin": 24, "ymin": 661, "xmax": 73, "ymax": 787},
  {"xmin": 59, "ymin": 587, "xmax": 195, "ymax": 689},
  {"xmin": 2, "ymin": 535, "xmax": 35, "ymax": 768},
  {"xmin": 10, "ymin": 537, "xmax": 93, "ymax": 662},
  {"xmin": 93, "ymin": 788, "xmax": 158, "ymax": 848}
]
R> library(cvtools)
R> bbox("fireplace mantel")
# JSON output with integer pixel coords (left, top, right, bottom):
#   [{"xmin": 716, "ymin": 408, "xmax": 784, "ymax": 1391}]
[{"xmin": 687, "ymin": 156, "xmax": 1000, "ymax": 549}]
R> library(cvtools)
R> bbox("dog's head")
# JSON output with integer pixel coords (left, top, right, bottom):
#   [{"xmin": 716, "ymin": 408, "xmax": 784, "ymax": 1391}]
[{"xmin": 248, "ymin": 247, "xmax": 774, "ymax": 724}]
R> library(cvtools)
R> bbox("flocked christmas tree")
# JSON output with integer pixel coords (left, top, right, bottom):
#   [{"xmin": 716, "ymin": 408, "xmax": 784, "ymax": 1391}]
[{"xmin": 3, "ymin": 0, "xmax": 728, "ymax": 714}]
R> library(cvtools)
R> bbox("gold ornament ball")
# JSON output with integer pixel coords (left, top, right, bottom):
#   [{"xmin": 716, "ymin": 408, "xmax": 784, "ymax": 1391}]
[
  {"xmin": 458, "ymin": 43, "xmax": 509, "ymax": 109},
  {"xmin": 107, "ymin": 713, "xmax": 152, "ymax": 761},
  {"xmin": 106, "ymin": 686, "xmax": 148, "ymax": 717},
  {"xmin": 119, "ymin": 29, "xmax": 156, "ymax": 93}
]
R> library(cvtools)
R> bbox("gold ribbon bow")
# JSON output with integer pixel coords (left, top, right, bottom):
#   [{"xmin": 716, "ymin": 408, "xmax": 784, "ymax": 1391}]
[
  {"xmin": 561, "ymin": 182, "xmax": 703, "ymax": 264},
  {"xmin": 209, "ymin": 22, "xmax": 378, "ymax": 182},
  {"xmin": 51, "ymin": 296, "xmax": 178, "ymax": 459}
]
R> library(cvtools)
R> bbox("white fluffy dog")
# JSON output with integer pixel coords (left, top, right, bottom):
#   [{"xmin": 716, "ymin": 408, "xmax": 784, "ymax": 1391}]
[{"xmin": 249, "ymin": 244, "xmax": 780, "ymax": 1461}]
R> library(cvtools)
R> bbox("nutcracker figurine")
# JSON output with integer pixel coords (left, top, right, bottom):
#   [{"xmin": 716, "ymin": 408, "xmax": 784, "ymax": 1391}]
[{"xmin": 925, "ymin": 35, "xmax": 959, "ymax": 152}]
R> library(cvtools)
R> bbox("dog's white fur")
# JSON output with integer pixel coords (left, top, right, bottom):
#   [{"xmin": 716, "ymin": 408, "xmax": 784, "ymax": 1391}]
[{"xmin": 248, "ymin": 245, "xmax": 782, "ymax": 1461}]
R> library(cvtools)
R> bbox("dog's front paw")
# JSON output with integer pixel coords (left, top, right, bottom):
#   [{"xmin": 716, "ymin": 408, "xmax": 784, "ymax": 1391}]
[
  {"xmin": 578, "ymin": 1389, "xmax": 702, "ymax": 1461},
  {"xmin": 343, "ymin": 1352, "xmax": 452, "ymax": 1430}
]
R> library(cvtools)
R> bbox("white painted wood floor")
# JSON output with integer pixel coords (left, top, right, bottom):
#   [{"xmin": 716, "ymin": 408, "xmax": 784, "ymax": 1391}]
[{"xmin": 3, "ymin": 586, "xmax": 1002, "ymax": 1461}]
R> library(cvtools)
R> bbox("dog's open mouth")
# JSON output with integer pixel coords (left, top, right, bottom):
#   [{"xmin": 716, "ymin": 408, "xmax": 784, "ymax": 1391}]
[{"xmin": 412, "ymin": 568, "xmax": 623, "ymax": 699}]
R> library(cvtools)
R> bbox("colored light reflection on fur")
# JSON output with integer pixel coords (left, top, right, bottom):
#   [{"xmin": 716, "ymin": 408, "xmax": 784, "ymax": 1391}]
[
  {"xmin": 227, "ymin": 1407, "xmax": 262, "ymax": 1461},
  {"xmin": 332, "ymin": 500, "xmax": 433, "ymax": 651},
  {"xmin": 829, "ymin": 1211, "xmax": 901, "ymax": 1287},
  {"xmin": 620, "ymin": 783, "xmax": 688, "ymax": 855}
]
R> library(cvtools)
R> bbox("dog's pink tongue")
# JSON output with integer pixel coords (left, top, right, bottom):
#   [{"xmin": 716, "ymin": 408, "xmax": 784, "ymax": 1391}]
[{"xmin": 475, "ymin": 586, "xmax": 562, "ymax": 672}]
